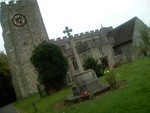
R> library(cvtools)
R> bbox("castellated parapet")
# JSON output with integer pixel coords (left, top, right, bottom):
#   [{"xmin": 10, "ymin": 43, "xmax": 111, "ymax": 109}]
[
  {"xmin": 0, "ymin": 0, "xmax": 38, "ymax": 9},
  {"xmin": 50, "ymin": 26, "xmax": 113, "ymax": 44}
]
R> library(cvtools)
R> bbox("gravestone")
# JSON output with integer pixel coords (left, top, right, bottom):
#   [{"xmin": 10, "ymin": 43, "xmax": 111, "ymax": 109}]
[{"xmin": 37, "ymin": 84, "xmax": 45, "ymax": 98}]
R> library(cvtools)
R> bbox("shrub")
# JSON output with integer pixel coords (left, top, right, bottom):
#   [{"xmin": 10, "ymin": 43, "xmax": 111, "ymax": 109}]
[
  {"xmin": 30, "ymin": 41, "xmax": 68, "ymax": 95},
  {"xmin": 83, "ymin": 57, "xmax": 106, "ymax": 77},
  {"xmin": 105, "ymin": 69, "xmax": 118, "ymax": 90}
]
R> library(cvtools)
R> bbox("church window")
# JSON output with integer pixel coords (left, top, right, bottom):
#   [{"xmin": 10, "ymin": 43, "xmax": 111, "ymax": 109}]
[
  {"xmin": 71, "ymin": 57, "xmax": 78, "ymax": 70},
  {"xmin": 117, "ymin": 48, "xmax": 122, "ymax": 55}
]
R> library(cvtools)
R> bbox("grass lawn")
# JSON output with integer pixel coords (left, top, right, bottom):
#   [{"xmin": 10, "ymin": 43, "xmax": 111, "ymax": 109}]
[{"xmin": 14, "ymin": 57, "xmax": 150, "ymax": 113}]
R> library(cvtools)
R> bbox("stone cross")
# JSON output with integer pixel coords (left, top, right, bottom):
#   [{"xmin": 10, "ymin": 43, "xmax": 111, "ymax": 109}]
[
  {"xmin": 63, "ymin": 26, "xmax": 72, "ymax": 37},
  {"xmin": 63, "ymin": 26, "xmax": 84, "ymax": 73}
]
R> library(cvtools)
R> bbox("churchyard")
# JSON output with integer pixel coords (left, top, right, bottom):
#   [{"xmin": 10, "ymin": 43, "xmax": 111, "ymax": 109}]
[{"xmin": 14, "ymin": 57, "xmax": 150, "ymax": 113}]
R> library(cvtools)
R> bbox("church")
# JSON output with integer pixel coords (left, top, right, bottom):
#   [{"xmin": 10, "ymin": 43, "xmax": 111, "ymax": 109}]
[
  {"xmin": 52, "ymin": 16, "xmax": 149, "ymax": 81},
  {"xmin": 0, "ymin": 0, "xmax": 149, "ymax": 98}
]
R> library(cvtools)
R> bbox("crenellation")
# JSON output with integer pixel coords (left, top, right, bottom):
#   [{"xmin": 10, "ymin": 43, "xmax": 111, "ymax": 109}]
[
  {"xmin": 79, "ymin": 33, "xmax": 84, "ymax": 37},
  {"xmin": 56, "ymin": 37, "xmax": 61, "ymax": 41},
  {"xmin": 57, "ymin": 37, "xmax": 69, "ymax": 43},
  {"xmin": 0, "ymin": 0, "xmax": 19, "ymax": 5},
  {"xmin": 89, "ymin": 30, "xmax": 94, "ymax": 37},
  {"xmin": 9, "ymin": 1, "xmax": 15, "ymax": 4},
  {"xmin": 1, "ymin": 0, "xmax": 23, "ymax": 10},
  {"xmin": 84, "ymin": 31, "xmax": 90, "ymax": 37},
  {"xmin": 94, "ymin": 29, "xmax": 100, "ymax": 35},
  {"xmin": 49, "ymin": 39, "xmax": 55, "ymax": 42},
  {"xmin": 16, "ymin": 0, "xmax": 20, "ymax": 3},
  {"xmin": 70, "ymin": 35, "xmax": 73, "ymax": 38},
  {"xmin": 90, "ymin": 30, "xmax": 94, "ymax": 34},
  {"xmin": 95, "ymin": 29, "xmax": 99, "ymax": 32},
  {"xmin": 63, "ymin": 36, "xmax": 68, "ymax": 41},
  {"xmin": 53, "ymin": 27, "xmax": 113, "ymax": 43},
  {"xmin": 100, "ymin": 26, "xmax": 113, "ymax": 33},
  {"xmin": 1, "ymin": 2, "xmax": 6, "ymax": 8},
  {"xmin": 16, "ymin": 0, "xmax": 21, "ymax": 5},
  {"xmin": 74, "ymin": 34, "xmax": 79, "ymax": 38}
]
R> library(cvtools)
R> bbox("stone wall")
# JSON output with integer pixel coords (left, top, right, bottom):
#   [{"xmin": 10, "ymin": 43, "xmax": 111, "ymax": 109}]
[
  {"xmin": 0, "ymin": 0, "xmax": 49, "ymax": 98},
  {"xmin": 132, "ymin": 17, "xmax": 150, "ymax": 56},
  {"xmin": 52, "ymin": 27, "xmax": 115, "ymax": 79}
]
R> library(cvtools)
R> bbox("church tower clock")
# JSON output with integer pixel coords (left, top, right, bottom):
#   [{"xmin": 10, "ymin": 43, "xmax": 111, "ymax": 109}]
[{"xmin": 0, "ymin": 0, "xmax": 49, "ymax": 98}]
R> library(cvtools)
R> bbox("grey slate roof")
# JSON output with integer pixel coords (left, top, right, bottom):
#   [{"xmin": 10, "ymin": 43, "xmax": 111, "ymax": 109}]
[{"xmin": 107, "ymin": 17, "xmax": 138, "ymax": 47}]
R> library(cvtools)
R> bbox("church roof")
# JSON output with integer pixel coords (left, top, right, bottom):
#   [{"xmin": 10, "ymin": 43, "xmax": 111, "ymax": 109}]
[{"xmin": 107, "ymin": 17, "xmax": 139, "ymax": 47}]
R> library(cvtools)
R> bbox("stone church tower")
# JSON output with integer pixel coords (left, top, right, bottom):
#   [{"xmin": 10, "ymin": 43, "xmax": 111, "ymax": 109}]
[{"xmin": 0, "ymin": 0, "xmax": 49, "ymax": 98}]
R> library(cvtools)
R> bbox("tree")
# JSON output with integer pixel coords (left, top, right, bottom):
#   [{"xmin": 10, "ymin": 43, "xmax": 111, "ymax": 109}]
[
  {"xmin": 30, "ymin": 41, "xmax": 68, "ymax": 95},
  {"xmin": 0, "ymin": 51, "xmax": 16, "ymax": 107},
  {"xmin": 83, "ymin": 57, "xmax": 105, "ymax": 77},
  {"xmin": 140, "ymin": 28, "xmax": 150, "ymax": 56}
]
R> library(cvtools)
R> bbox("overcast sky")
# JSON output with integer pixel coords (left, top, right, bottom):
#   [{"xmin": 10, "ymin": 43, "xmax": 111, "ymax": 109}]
[{"xmin": 0, "ymin": 0, "xmax": 150, "ymax": 51}]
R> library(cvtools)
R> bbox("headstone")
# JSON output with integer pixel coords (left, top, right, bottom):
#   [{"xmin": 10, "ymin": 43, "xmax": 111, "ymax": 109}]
[{"xmin": 37, "ymin": 84, "xmax": 45, "ymax": 98}]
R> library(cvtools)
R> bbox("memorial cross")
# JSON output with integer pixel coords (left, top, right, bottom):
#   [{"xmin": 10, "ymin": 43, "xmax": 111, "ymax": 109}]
[
  {"xmin": 63, "ymin": 26, "xmax": 84, "ymax": 73},
  {"xmin": 63, "ymin": 26, "xmax": 72, "ymax": 37}
]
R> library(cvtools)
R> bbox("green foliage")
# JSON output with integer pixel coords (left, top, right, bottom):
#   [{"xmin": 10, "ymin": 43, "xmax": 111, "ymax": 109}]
[
  {"xmin": 14, "ymin": 89, "xmax": 72, "ymax": 113},
  {"xmin": 0, "ymin": 51, "xmax": 10, "ymax": 76},
  {"xmin": 0, "ymin": 51, "xmax": 16, "ymax": 106},
  {"xmin": 140, "ymin": 28, "xmax": 150, "ymax": 56},
  {"xmin": 30, "ymin": 41, "xmax": 68, "ymax": 94},
  {"xmin": 15, "ymin": 57, "xmax": 150, "ymax": 113},
  {"xmin": 83, "ymin": 57, "xmax": 105, "ymax": 77},
  {"xmin": 104, "ymin": 69, "xmax": 118, "ymax": 90},
  {"xmin": 15, "ymin": 58, "xmax": 150, "ymax": 113},
  {"xmin": 141, "ymin": 29, "xmax": 150, "ymax": 47}
]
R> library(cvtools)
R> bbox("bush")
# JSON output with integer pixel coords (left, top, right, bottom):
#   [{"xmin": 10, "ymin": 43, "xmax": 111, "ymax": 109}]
[
  {"xmin": 104, "ymin": 69, "xmax": 118, "ymax": 90},
  {"xmin": 83, "ymin": 57, "xmax": 106, "ymax": 77},
  {"xmin": 30, "ymin": 41, "xmax": 68, "ymax": 95}
]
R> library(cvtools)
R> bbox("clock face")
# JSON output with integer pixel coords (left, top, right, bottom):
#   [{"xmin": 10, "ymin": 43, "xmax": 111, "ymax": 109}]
[{"xmin": 12, "ymin": 14, "xmax": 26, "ymax": 27}]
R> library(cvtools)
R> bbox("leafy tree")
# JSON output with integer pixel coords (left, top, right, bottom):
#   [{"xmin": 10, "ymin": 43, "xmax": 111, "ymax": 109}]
[
  {"xmin": 0, "ymin": 51, "xmax": 16, "ymax": 107},
  {"xmin": 0, "ymin": 51, "xmax": 10, "ymax": 76},
  {"xmin": 30, "ymin": 41, "xmax": 68, "ymax": 95},
  {"xmin": 140, "ymin": 28, "xmax": 150, "ymax": 56},
  {"xmin": 83, "ymin": 57, "xmax": 105, "ymax": 77}
]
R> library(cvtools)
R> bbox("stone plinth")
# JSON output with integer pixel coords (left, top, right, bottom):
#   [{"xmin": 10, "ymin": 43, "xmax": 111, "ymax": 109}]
[{"xmin": 73, "ymin": 69, "xmax": 101, "ymax": 94}]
